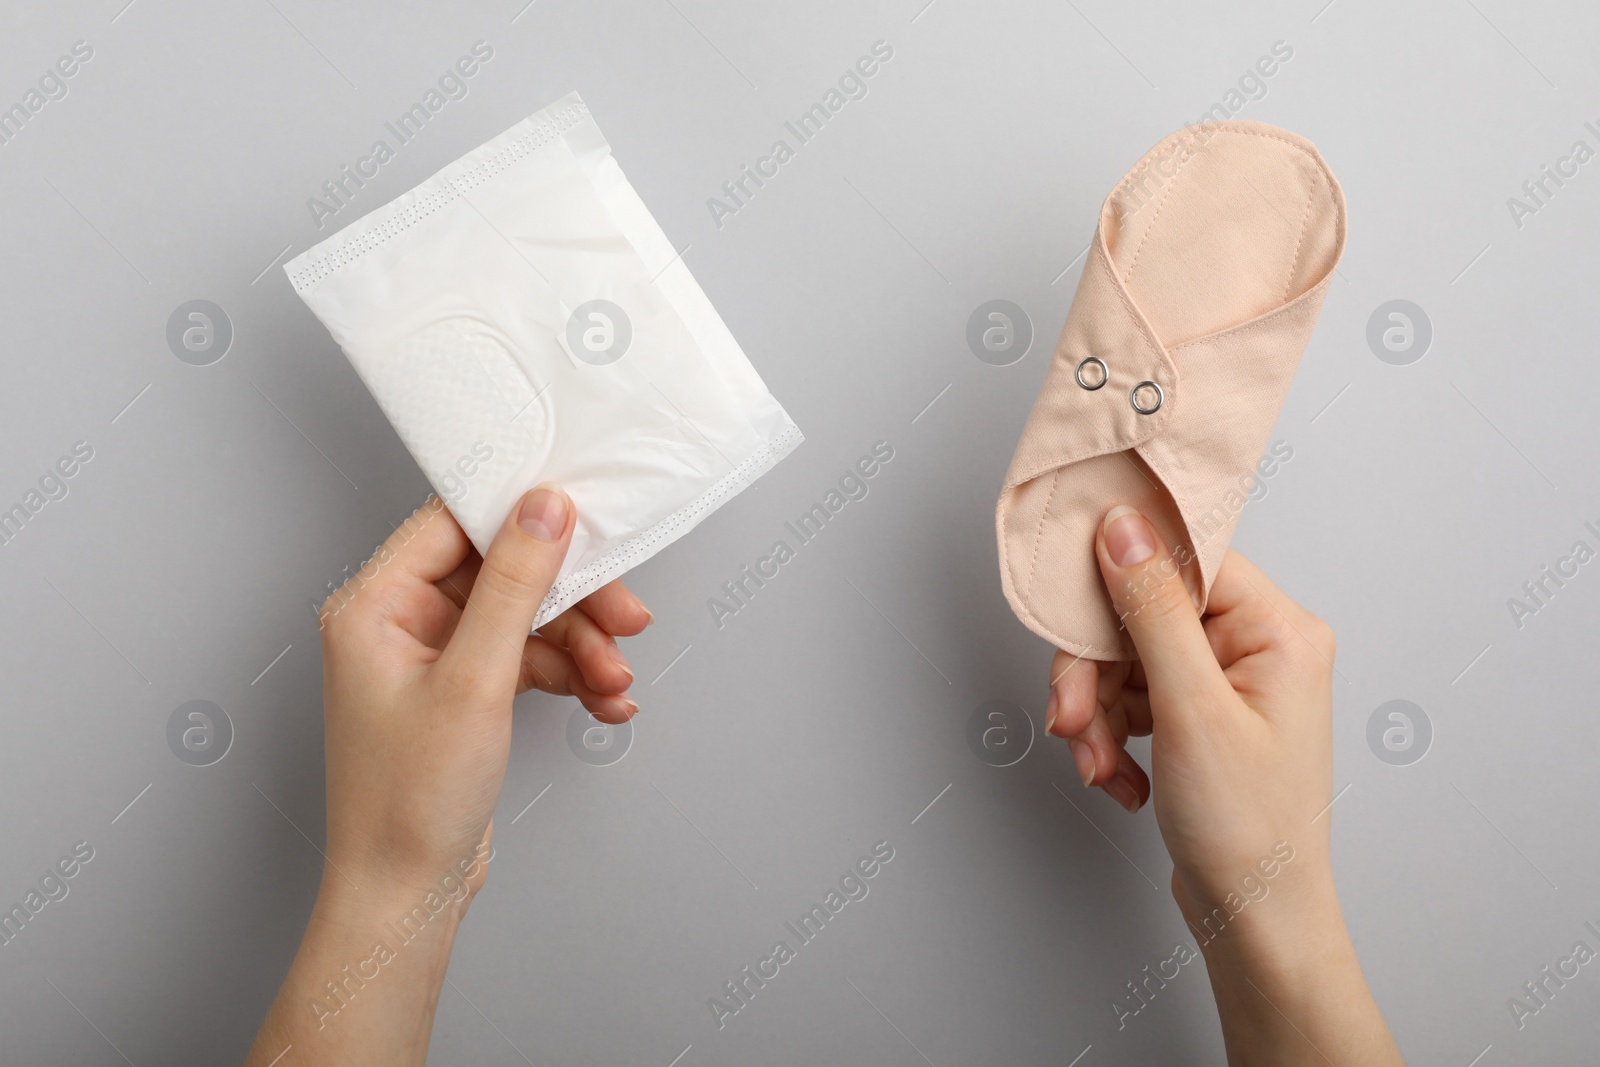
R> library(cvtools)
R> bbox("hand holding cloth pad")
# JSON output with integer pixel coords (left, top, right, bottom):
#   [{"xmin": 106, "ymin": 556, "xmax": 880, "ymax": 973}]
[
  {"xmin": 997, "ymin": 121, "xmax": 1346, "ymax": 660},
  {"xmin": 286, "ymin": 92, "xmax": 802, "ymax": 628}
]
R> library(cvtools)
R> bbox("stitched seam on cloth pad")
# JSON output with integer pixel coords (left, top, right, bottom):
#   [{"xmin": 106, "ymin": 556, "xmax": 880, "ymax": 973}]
[
  {"xmin": 1121, "ymin": 153, "xmax": 1187, "ymax": 286},
  {"xmin": 1166, "ymin": 270, "xmax": 1334, "ymax": 355},
  {"xmin": 1283, "ymin": 169, "xmax": 1319, "ymax": 303},
  {"xmin": 1023, "ymin": 467, "xmax": 1062, "ymax": 601}
]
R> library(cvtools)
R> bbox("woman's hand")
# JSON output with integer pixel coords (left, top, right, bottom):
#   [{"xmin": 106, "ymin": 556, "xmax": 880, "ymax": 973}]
[
  {"xmin": 1047, "ymin": 504, "xmax": 1336, "ymax": 924},
  {"xmin": 319, "ymin": 487, "xmax": 647, "ymax": 896},
  {"xmin": 1045, "ymin": 504, "xmax": 1403, "ymax": 1066},
  {"xmin": 246, "ymin": 485, "xmax": 649, "ymax": 1067}
]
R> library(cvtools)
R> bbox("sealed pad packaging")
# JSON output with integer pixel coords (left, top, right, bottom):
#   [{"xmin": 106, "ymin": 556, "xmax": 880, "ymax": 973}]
[{"xmin": 286, "ymin": 92, "xmax": 803, "ymax": 627}]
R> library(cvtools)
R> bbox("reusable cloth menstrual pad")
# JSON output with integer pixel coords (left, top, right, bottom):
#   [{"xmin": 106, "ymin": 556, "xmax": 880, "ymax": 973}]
[{"xmin": 996, "ymin": 121, "xmax": 1347, "ymax": 660}]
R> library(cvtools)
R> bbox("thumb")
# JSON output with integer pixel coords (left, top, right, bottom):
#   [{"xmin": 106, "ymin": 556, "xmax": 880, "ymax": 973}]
[
  {"xmin": 440, "ymin": 483, "xmax": 575, "ymax": 694},
  {"xmin": 1095, "ymin": 505, "xmax": 1229, "ymax": 712}
]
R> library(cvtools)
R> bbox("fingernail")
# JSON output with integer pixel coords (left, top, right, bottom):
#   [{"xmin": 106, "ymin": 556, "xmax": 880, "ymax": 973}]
[
  {"xmin": 1104, "ymin": 776, "xmax": 1141, "ymax": 814},
  {"xmin": 608, "ymin": 644, "xmax": 634, "ymax": 680},
  {"xmin": 622, "ymin": 584, "xmax": 652, "ymax": 623},
  {"xmin": 621, "ymin": 697, "xmax": 639, "ymax": 718},
  {"xmin": 518, "ymin": 484, "xmax": 567, "ymax": 542},
  {"xmin": 1104, "ymin": 505, "xmax": 1156, "ymax": 568},
  {"xmin": 1069, "ymin": 739, "xmax": 1095, "ymax": 787},
  {"xmin": 1044, "ymin": 689, "xmax": 1059, "ymax": 736}
]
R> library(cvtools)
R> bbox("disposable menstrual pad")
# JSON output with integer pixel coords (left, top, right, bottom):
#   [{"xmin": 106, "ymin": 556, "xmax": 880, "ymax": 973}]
[
  {"xmin": 997, "ymin": 121, "xmax": 1346, "ymax": 660},
  {"xmin": 286, "ymin": 93, "xmax": 802, "ymax": 628}
]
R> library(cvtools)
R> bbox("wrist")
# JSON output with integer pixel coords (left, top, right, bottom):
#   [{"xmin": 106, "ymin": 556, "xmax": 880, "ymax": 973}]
[
  {"xmin": 301, "ymin": 872, "xmax": 467, "ymax": 998},
  {"xmin": 255, "ymin": 858, "xmax": 471, "ymax": 1056},
  {"xmin": 1192, "ymin": 869, "xmax": 1353, "ymax": 988},
  {"xmin": 312, "ymin": 855, "xmax": 478, "ymax": 955},
  {"xmin": 1191, "ymin": 870, "xmax": 1403, "ymax": 1066},
  {"xmin": 322, "ymin": 835, "xmax": 495, "ymax": 911}
]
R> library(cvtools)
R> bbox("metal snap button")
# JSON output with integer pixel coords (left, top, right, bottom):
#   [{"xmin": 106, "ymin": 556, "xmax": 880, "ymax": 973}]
[
  {"xmin": 1075, "ymin": 356, "xmax": 1108, "ymax": 390},
  {"xmin": 1130, "ymin": 380, "xmax": 1163, "ymax": 415}
]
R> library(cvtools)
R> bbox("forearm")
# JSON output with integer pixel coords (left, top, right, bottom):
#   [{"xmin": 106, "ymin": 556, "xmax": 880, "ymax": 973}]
[
  {"xmin": 1199, "ymin": 883, "xmax": 1403, "ymax": 1067},
  {"xmin": 245, "ymin": 871, "xmax": 466, "ymax": 1067}
]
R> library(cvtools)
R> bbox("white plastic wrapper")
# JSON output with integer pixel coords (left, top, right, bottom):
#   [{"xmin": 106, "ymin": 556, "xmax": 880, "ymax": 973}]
[{"xmin": 286, "ymin": 92, "xmax": 803, "ymax": 627}]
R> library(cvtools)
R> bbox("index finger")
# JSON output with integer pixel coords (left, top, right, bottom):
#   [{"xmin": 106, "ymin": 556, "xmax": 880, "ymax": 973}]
[
  {"xmin": 377, "ymin": 496, "xmax": 475, "ymax": 586},
  {"xmin": 322, "ymin": 497, "xmax": 473, "ymax": 629},
  {"xmin": 574, "ymin": 580, "xmax": 652, "ymax": 637},
  {"xmin": 1202, "ymin": 549, "xmax": 1299, "ymax": 619}
]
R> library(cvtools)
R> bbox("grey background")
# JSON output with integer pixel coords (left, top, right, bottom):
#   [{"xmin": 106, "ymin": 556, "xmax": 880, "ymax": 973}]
[{"xmin": 1, "ymin": 0, "xmax": 1596, "ymax": 1063}]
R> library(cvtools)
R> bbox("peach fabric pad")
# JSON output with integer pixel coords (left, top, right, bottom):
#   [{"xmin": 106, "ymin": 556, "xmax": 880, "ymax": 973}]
[{"xmin": 996, "ymin": 121, "xmax": 1347, "ymax": 660}]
